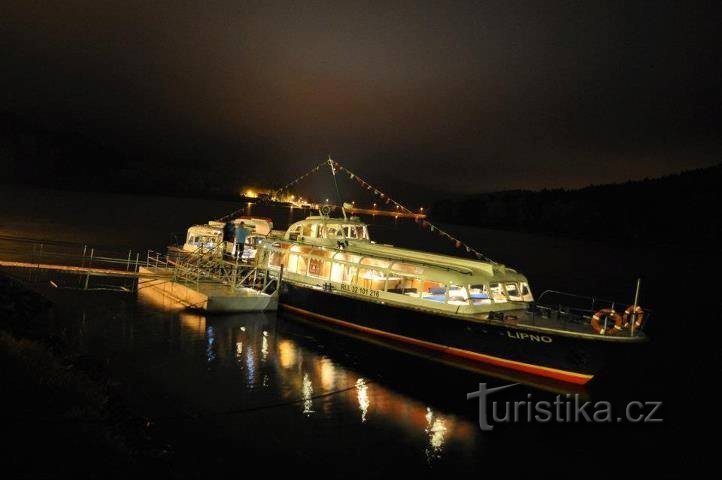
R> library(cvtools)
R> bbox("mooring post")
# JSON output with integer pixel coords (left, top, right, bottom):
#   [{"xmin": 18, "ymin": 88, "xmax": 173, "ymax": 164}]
[
  {"xmin": 79, "ymin": 245, "xmax": 87, "ymax": 287},
  {"xmin": 630, "ymin": 278, "xmax": 641, "ymax": 336},
  {"xmin": 84, "ymin": 248, "xmax": 94, "ymax": 290},
  {"xmin": 133, "ymin": 252, "xmax": 140, "ymax": 293},
  {"xmin": 233, "ymin": 254, "xmax": 239, "ymax": 289}
]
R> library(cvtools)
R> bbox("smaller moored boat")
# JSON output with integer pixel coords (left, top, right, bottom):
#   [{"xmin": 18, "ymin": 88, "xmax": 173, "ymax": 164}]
[{"xmin": 169, "ymin": 216, "xmax": 273, "ymax": 261}]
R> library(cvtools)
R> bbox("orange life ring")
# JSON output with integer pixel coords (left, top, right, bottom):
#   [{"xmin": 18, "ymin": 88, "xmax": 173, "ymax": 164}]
[
  {"xmin": 591, "ymin": 308, "xmax": 623, "ymax": 335},
  {"xmin": 623, "ymin": 305, "xmax": 644, "ymax": 329}
]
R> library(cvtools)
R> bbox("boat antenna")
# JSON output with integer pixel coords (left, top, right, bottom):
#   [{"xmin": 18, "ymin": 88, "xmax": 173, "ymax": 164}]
[{"xmin": 328, "ymin": 155, "xmax": 347, "ymax": 221}]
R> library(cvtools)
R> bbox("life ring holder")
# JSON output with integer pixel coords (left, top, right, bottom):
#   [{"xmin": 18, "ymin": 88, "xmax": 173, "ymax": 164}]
[{"xmin": 591, "ymin": 308, "xmax": 624, "ymax": 335}]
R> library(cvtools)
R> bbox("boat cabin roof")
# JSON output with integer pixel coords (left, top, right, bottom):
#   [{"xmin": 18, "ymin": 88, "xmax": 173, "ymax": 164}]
[
  {"xmin": 187, "ymin": 225, "xmax": 222, "ymax": 236},
  {"xmin": 280, "ymin": 215, "xmax": 526, "ymax": 286}
]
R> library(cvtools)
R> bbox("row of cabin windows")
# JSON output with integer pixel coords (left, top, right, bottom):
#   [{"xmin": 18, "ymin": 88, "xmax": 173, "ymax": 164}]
[
  {"xmin": 271, "ymin": 249, "xmax": 532, "ymax": 305},
  {"xmin": 186, "ymin": 234, "xmax": 220, "ymax": 247},
  {"xmin": 288, "ymin": 223, "xmax": 369, "ymax": 241}
]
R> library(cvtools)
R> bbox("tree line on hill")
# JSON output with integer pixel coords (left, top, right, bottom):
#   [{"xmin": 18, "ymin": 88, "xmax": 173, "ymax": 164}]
[{"xmin": 432, "ymin": 163, "xmax": 721, "ymax": 246}]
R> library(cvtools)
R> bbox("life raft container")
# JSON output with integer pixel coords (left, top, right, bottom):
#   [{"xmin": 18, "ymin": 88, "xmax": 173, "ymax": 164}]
[
  {"xmin": 591, "ymin": 308, "xmax": 624, "ymax": 335},
  {"xmin": 623, "ymin": 305, "xmax": 644, "ymax": 329}
]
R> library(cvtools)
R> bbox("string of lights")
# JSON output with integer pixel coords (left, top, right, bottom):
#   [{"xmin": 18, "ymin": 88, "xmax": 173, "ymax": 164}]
[
  {"xmin": 328, "ymin": 160, "xmax": 495, "ymax": 263},
  {"xmin": 271, "ymin": 159, "xmax": 329, "ymax": 199}
]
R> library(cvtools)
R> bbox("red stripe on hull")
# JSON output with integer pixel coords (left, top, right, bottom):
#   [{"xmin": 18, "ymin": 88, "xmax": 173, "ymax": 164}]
[{"xmin": 281, "ymin": 303, "xmax": 593, "ymax": 385}]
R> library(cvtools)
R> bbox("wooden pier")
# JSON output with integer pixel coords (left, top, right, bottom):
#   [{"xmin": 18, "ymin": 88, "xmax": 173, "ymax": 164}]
[{"xmin": 0, "ymin": 239, "xmax": 280, "ymax": 313}]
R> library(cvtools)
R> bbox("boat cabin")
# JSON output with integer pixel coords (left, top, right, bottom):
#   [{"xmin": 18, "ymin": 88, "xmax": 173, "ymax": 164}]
[
  {"xmin": 284, "ymin": 216, "xmax": 370, "ymax": 243},
  {"xmin": 182, "ymin": 217, "xmax": 273, "ymax": 258},
  {"xmin": 261, "ymin": 215, "xmax": 533, "ymax": 314},
  {"xmin": 183, "ymin": 223, "xmax": 224, "ymax": 251}
]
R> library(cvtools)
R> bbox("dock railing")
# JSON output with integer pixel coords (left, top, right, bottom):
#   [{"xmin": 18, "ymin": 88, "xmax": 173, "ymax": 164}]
[{"xmin": 169, "ymin": 243, "xmax": 281, "ymax": 295}]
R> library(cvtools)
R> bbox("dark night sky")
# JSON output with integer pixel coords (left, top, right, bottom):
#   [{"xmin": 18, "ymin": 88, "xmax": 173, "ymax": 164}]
[{"xmin": 2, "ymin": 1, "xmax": 720, "ymax": 196}]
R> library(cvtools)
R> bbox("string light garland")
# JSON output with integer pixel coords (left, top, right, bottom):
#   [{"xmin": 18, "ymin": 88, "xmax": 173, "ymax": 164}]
[
  {"xmin": 272, "ymin": 160, "xmax": 328, "ymax": 199},
  {"xmin": 267, "ymin": 157, "xmax": 496, "ymax": 263}
]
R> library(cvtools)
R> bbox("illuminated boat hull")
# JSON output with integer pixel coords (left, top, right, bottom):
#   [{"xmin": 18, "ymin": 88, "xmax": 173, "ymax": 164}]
[{"xmin": 278, "ymin": 281, "xmax": 643, "ymax": 385}]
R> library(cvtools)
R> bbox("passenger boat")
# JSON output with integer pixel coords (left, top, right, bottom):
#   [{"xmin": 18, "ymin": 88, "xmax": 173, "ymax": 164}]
[{"xmin": 255, "ymin": 209, "xmax": 649, "ymax": 385}]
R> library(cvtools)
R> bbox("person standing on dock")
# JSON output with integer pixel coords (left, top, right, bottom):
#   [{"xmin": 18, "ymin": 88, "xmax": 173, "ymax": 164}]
[{"xmin": 234, "ymin": 221, "xmax": 250, "ymax": 259}]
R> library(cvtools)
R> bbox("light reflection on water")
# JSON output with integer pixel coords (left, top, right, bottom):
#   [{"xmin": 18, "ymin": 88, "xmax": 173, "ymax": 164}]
[
  {"xmin": 169, "ymin": 309, "xmax": 472, "ymax": 463},
  {"xmin": 48, "ymin": 292, "xmax": 480, "ymax": 469},
  {"xmin": 0, "ymin": 186, "xmax": 687, "ymax": 477}
]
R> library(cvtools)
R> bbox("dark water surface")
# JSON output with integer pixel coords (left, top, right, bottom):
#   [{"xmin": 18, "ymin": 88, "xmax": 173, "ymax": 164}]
[{"xmin": 1, "ymin": 185, "xmax": 708, "ymax": 477}]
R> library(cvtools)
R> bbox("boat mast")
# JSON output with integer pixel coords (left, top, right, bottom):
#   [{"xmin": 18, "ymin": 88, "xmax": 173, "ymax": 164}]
[{"xmin": 328, "ymin": 156, "xmax": 348, "ymax": 221}]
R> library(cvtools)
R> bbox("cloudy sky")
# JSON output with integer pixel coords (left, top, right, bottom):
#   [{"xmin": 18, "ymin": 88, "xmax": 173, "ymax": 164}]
[{"xmin": 3, "ymin": 1, "xmax": 719, "ymax": 195}]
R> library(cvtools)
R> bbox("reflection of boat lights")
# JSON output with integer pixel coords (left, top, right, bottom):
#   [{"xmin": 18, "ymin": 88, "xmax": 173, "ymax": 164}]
[
  {"xmin": 245, "ymin": 346, "xmax": 256, "ymax": 385},
  {"xmin": 302, "ymin": 373, "xmax": 314, "ymax": 416},
  {"xmin": 236, "ymin": 341, "xmax": 243, "ymax": 358},
  {"xmin": 319, "ymin": 358, "xmax": 336, "ymax": 390},
  {"xmin": 240, "ymin": 326, "xmax": 246, "ymax": 332},
  {"xmin": 424, "ymin": 407, "xmax": 448, "ymax": 463},
  {"xmin": 261, "ymin": 335, "xmax": 269, "ymax": 362},
  {"xmin": 206, "ymin": 326, "xmax": 216, "ymax": 363},
  {"xmin": 356, "ymin": 378, "xmax": 370, "ymax": 423},
  {"xmin": 429, "ymin": 419, "xmax": 447, "ymax": 449},
  {"xmin": 278, "ymin": 340, "xmax": 297, "ymax": 369},
  {"xmin": 179, "ymin": 313, "xmax": 206, "ymax": 335}
]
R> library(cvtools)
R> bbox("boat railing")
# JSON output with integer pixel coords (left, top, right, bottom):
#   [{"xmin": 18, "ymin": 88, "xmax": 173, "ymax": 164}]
[{"xmin": 532, "ymin": 289, "xmax": 650, "ymax": 336}]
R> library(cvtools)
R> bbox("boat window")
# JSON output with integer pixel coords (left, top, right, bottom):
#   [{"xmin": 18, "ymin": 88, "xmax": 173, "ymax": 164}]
[
  {"xmin": 309, "ymin": 248, "xmax": 327, "ymax": 257},
  {"xmin": 421, "ymin": 281, "xmax": 446, "ymax": 303},
  {"xmin": 357, "ymin": 267, "xmax": 387, "ymax": 290},
  {"xmin": 505, "ymin": 282, "xmax": 522, "ymax": 301},
  {"xmin": 288, "ymin": 226, "xmax": 302, "ymax": 241},
  {"xmin": 344, "ymin": 265, "xmax": 358, "ymax": 283},
  {"xmin": 330, "ymin": 256, "xmax": 360, "ymax": 283},
  {"xmin": 344, "ymin": 225, "xmax": 367, "ymax": 239},
  {"xmin": 520, "ymin": 282, "xmax": 533, "ymax": 301},
  {"xmin": 360, "ymin": 257, "xmax": 392, "ymax": 269},
  {"xmin": 385, "ymin": 275, "xmax": 422, "ymax": 297},
  {"xmin": 268, "ymin": 249, "xmax": 284, "ymax": 268},
  {"xmin": 489, "ymin": 283, "xmax": 508, "ymax": 303},
  {"xmin": 469, "ymin": 284, "xmax": 491, "ymax": 305},
  {"xmin": 322, "ymin": 224, "xmax": 345, "ymax": 239},
  {"xmin": 302, "ymin": 224, "xmax": 312, "ymax": 237},
  {"xmin": 330, "ymin": 261, "xmax": 343, "ymax": 282},
  {"xmin": 332, "ymin": 252, "xmax": 362, "ymax": 264},
  {"xmin": 296, "ymin": 254, "xmax": 309, "ymax": 275},
  {"xmin": 391, "ymin": 263, "xmax": 425, "ymax": 276},
  {"xmin": 448, "ymin": 284, "xmax": 469, "ymax": 305}
]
